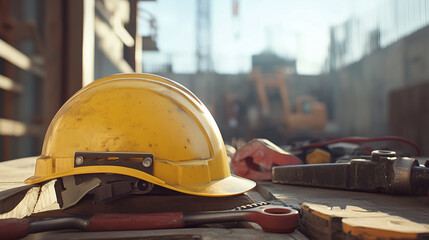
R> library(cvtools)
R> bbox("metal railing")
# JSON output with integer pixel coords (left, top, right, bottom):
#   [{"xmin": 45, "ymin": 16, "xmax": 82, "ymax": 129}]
[{"xmin": 327, "ymin": 0, "xmax": 429, "ymax": 71}]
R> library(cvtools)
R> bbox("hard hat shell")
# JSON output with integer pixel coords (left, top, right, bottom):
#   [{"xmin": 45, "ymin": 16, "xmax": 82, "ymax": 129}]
[{"xmin": 25, "ymin": 73, "xmax": 255, "ymax": 196}]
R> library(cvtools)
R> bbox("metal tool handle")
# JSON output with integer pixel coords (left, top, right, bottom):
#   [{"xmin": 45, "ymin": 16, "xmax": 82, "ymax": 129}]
[
  {"xmin": 0, "ymin": 206, "xmax": 299, "ymax": 239},
  {"xmin": 0, "ymin": 218, "xmax": 30, "ymax": 240},
  {"xmin": 184, "ymin": 205, "xmax": 299, "ymax": 233},
  {"xmin": 89, "ymin": 206, "xmax": 298, "ymax": 233},
  {"xmin": 243, "ymin": 206, "xmax": 299, "ymax": 233},
  {"xmin": 88, "ymin": 212, "xmax": 184, "ymax": 231}
]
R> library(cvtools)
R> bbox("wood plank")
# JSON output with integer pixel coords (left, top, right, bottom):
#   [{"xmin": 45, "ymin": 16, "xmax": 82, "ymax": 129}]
[
  {"xmin": 20, "ymin": 227, "xmax": 306, "ymax": 240},
  {"xmin": 0, "ymin": 185, "xmax": 40, "ymax": 219},
  {"xmin": 0, "ymin": 118, "xmax": 42, "ymax": 136},
  {"xmin": 64, "ymin": 0, "xmax": 84, "ymax": 98},
  {"xmin": 300, "ymin": 202, "xmax": 429, "ymax": 240},
  {"xmin": 300, "ymin": 203, "xmax": 387, "ymax": 240},
  {"xmin": 95, "ymin": 0, "xmax": 134, "ymax": 47},
  {"xmin": 94, "ymin": 16, "xmax": 134, "ymax": 73},
  {"xmin": 124, "ymin": 0, "xmax": 138, "ymax": 71},
  {"xmin": 82, "ymin": 0, "xmax": 95, "ymax": 86},
  {"xmin": 0, "ymin": 156, "xmax": 35, "ymax": 180},
  {"xmin": 0, "ymin": 185, "xmax": 35, "ymax": 213},
  {"xmin": 0, "ymin": 75, "xmax": 22, "ymax": 93},
  {"xmin": 0, "ymin": 157, "xmax": 35, "ymax": 192},
  {"xmin": 0, "ymin": 39, "xmax": 44, "ymax": 78},
  {"xmin": 135, "ymin": 35, "xmax": 142, "ymax": 72},
  {"xmin": 0, "ymin": 0, "xmax": 15, "ymax": 161},
  {"xmin": 43, "ymin": 0, "xmax": 65, "ymax": 132},
  {"xmin": 343, "ymin": 216, "xmax": 429, "ymax": 240}
]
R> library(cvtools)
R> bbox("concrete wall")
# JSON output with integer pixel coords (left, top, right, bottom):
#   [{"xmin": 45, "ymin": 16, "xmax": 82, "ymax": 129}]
[{"xmin": 325, "ymin": 25, "xmax": 429, "ymax": 137}]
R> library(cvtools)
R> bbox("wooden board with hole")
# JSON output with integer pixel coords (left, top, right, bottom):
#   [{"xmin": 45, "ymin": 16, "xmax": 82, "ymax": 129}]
[
  {"xmin": 300, "ymin": 202, "xmax": 429, "ymax": 240},
  {"xmin": 257, "ymin": 181, "xmax": 429, "ymax": 240}
]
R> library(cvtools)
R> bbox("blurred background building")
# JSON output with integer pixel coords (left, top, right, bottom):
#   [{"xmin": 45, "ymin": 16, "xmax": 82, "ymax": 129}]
[{"xmin": 0, "ymin": 0, "xmax": 428, "ymax": 161}]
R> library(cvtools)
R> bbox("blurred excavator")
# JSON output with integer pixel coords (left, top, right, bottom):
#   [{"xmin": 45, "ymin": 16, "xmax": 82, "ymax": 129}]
[
  {"xmin": 251, "ymin": 68, "xmax": 327, "ymax": 137},
  {"xmin": 250, "ymin": 52, "xmax": 328, "ymax": 140}
]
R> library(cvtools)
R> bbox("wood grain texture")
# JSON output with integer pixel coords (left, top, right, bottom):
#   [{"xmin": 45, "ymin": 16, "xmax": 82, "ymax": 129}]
[
  {"xmin": 0, "ymin": 157, "xmax": 36, "ymax": 191},
  {"xmin": 300, "ymin": 203, "xmax": 390, "ymax": 240},
  {"xmin": 389, "ymin": 81, "xmax": 429, "ymax": 156},
  {"xmin": 343, "ymin": 216, "xmax": 429, "ymax": 240},
  {"xmin": 301, "ymin": 202, "xmax": 429, "ymax": 240},
  {"xmin": 258, "ymin": 182, "xmax": 429, "ymax": 223},
  {"xmin": 20, "ymin": 227, "xmax": 307, "ymax": 240},
  {"xmin": 258, "ymin": 182, "xmax": 429, "ymax": 240}
]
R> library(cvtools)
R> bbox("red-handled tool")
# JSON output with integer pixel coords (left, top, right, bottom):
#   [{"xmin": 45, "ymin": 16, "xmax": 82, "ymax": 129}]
[{"xmin": 1, "ymin": 205, "xmax": 298, "ymax": 239}]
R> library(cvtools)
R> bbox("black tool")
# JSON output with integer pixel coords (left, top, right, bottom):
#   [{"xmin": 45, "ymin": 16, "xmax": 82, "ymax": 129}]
[{"xmin": 272, "ymin": 150, "xmax": 429, "ymax": 195}]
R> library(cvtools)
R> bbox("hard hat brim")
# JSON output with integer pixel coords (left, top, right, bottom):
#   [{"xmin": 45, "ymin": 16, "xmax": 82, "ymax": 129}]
[
  {"xmin": 165, "ymin": 175, "xmax": 256, "ymax": 197},
  {"xmin": 25, "ymin": 165, "xmax": 256, "ymax": 197}
]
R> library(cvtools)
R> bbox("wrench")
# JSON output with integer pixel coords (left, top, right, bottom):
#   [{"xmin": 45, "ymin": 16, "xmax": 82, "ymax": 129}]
[{"xmin": 1, "ymin": 205, "xmax": 298, "ymax": 239}]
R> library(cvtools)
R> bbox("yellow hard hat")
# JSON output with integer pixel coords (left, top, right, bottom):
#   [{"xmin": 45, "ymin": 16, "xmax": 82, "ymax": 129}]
[{"xmin": 25, "ymin": 73, "xmax": 255, "ymax": 197}]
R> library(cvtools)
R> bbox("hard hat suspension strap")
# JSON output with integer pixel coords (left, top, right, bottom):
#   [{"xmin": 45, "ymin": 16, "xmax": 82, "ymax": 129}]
[
  {"xmin": 55, "ymin": 174, "xmax": 155, "ymax": 209},
  {"xmin": 74, "ymin": 152, "xmax": 154, "ymax": 174}
]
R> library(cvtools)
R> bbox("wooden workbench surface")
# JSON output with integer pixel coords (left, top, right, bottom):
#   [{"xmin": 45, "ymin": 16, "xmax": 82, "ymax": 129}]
[
  {"xmin": 257, "ymin": 181, "xmax": 429, "ymax": 239},
  {"xmin": 1, "ymin": 157, "xmax": 428, "ymax": 239},
  {"xmin": 0, "ymin": 157, "xmax": 35, "ymax": 191},
  {"xmin": 257, "ymin": 181, "xmax": 429, "ymax": 223}
]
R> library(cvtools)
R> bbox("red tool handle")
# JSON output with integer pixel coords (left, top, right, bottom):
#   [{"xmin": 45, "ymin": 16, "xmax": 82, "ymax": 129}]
[
  {"xmin": 182, "ymin": 205, "xmax": 299, "ymax": 233},
  {"xmin": 244, "ymin": 206, "xmax": 299, "ymax": 233},
  {"xmin": 0, "ymin": 218, "xmax": 30, "ymax": 240},
  {"xmin": 89, "ymin": 206, "xmax": 298, "ymax": 233},
  {"xmin": 88, "ymin": 212, "xmax": 185, "ymax": 231},
  {"xmin": 0, "ymin": 206, "xmax": 298, "ymax": 239}
]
